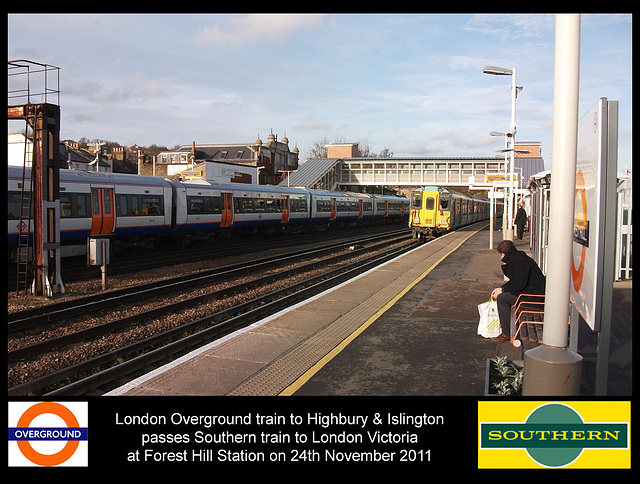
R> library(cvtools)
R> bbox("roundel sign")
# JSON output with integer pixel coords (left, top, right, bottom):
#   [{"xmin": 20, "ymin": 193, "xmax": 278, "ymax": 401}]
[
  {"xmin": 571, "ymin": 170, "xmax": 588, "ymax": 292},
  {"xmin": 8, "ymin": 401, "xmax": 88, "ymax": 467}
]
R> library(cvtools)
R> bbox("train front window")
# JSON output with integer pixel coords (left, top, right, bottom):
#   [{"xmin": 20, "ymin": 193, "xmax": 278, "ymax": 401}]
[
  {"xmin": 426, "ymin": 197, "xmax": 435, "ymax": 210},
  {"xmin": 411, "ymin": 193, "xmax": 422, "ymax": 209},
  {"xmin": 439, "ymin": 197, "xmax": 449, "ymax": 210}
]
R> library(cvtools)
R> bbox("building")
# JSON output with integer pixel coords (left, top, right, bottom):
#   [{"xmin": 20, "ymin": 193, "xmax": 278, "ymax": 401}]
[
  {"xmin": 8, "ymin": 134, "xmax": 116, "ymax": 172},
  {"xmin": 149, "ymin": 132, "xmax": 299, "ymax": 184},
  {"xmin": 62, "ymin": 140, "xmax": 112, "ymax": 172}
]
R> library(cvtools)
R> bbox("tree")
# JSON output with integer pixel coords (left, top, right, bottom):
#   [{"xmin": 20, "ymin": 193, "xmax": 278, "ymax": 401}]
[
  {"xmin": 306, "ymin": 136, "xmax": 329, "ymax": 159},
  {"xmin": 306, "ymin": 135, "xmax": 394, "ymax": 159}
]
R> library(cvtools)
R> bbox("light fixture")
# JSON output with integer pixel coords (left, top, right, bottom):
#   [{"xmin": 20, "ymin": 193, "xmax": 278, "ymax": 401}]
[{"xmin": 483, "ymin": 66, "xmax": 513, "ymax": 76}]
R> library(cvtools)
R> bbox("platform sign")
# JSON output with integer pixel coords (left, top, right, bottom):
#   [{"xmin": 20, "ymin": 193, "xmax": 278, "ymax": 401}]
[
  {"xmin": 571, "ymin": 98, "xmax": 618, "ymax": 332},
  {"xmin": 485, "ymin": 173, "xmax": 518, "ymax": 184}
]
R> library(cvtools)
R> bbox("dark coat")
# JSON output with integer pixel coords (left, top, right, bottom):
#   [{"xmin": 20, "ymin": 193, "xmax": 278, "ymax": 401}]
[
  {"xmin": 514, "ymin": 207, "xmax": 527, "ymax": 227},
  {"xmin": 501, "ymin": 247, "xmax": 546, "ymax": 295}
]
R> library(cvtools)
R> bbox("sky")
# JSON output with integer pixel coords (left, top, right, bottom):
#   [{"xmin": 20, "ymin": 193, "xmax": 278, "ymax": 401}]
[{"xmin": 7, "ymin": 13, "xmax": 632, "ymax": 176}]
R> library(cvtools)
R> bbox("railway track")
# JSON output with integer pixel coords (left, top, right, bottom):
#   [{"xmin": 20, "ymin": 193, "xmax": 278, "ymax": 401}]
[
  {"xmin": 7, "ymin": 224, "xmax": 406, "ymax": 289},
  {"xmin": 8, "ymin": 229, "xmax": 417, "ymax": 396}
]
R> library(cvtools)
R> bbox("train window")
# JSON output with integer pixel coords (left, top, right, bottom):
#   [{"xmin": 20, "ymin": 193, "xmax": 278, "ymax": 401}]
[
  {"xmin": 439, "ymin": 197, "xmax": 449, "ymax": 210},
  {"xmin": 77, "ymin": 194, "xmax": 88, "ymax": 217},
  {"xmin": 92, "ymin": 189, "xmax": 100, "ymax": 214},
  {"xmin": 188, "ymin": 197, "xmax": 205, "ymax": 213},
  {"xmin": 186, "ymin": 195, "xmax": 223, "ymax": 214},
  {"xmin": 235, "ymin": 198, "xmax": 255, "ymax": 213},
  {"xmin": 7, "ymin": 192, "xmax": 21, "ymax": 219},
  {"xmin": 58, "ymin": 193, "xmax": 89, "ymax": 218},
  {"xmin": 265, "ymin": 199, "xmax": 277, "ymax": 212},
  {"xmin": 117, "ymin": 194, "xmax": 139, "ymax": 216},
  {"xmin": 104, "ymin": 191, "xmax": 112, "ymax": 214},
  {"xmin": 210, "ymin": 196, "xmax": 222, "ymax": 213},
  {"xmin": 316, "ymin": 200, "xmax": 332, "ymax": 212},
  {"xmin": 291, "ymin": 199, "xmax": 308, "ymax": 212},
  {"xmin": 254, "ymin": 199, "xmax": 266, "ymax": 212},
  {"xmin": 117, "ymin": 194, "xmax": 163, "ymax": 216},
  {"xmin": 141, "ymin": 196, "xmax": 163, "ymax": 215},
  {"xmin": 412, "ymin": 193, "xmax": 422, "ymax": 209},
  {"xmin": 426, "ymin": 197, "xmax": 435, "ymax": 210},
  {"xmin": 116, "ymin": 194, "xmax": 126, "ymax": 215},
  {"xmin": 60, "ymin": 194, "xmax": 73, "ymax": 217}
]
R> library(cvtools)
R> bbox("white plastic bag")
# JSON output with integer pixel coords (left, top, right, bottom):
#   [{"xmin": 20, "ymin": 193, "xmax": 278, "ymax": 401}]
[{"xmin": 477, "ymin": 298, "xmax": 501, "ymax": 338}]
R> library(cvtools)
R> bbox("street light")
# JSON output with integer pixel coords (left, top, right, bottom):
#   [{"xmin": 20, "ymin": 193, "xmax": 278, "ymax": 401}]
[
  {"xmin": 484, "ymin": 65, "xmax": 523, "ymax": 241},
  {"xmin": 489, "ymin": 130, "xmax": 510, "ymax": 242}
]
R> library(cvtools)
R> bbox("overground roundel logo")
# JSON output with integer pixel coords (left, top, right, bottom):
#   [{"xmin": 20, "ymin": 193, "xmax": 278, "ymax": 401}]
[
  {"xmin": 8, "ymin": 401, "xmax": 89, "ymax": 467},
  {"xmin": 572, "ymin": 170, "xmax": 588, "ymax": 292}
]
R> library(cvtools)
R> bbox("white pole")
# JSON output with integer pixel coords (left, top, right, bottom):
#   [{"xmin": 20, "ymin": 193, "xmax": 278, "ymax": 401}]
[
  {"xmin": 489, "ymin": 186, "xmax": 494, "ymax": 249},
  {"xmin": 523, "ymin": 14, "xmax": 583, "ymax": 395},
  {"xmin": 505, "ymin": 68, "xmax": 518, "ymax": 241},
  {"xmin": 543, "ymin": 15, "xmax": 581, "ymax": 348}
]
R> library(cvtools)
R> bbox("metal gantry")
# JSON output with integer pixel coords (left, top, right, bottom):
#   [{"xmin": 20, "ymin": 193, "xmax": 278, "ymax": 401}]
[{"xmin": 8, "ymin": 60, "xmax": 64, "ymax": 296}]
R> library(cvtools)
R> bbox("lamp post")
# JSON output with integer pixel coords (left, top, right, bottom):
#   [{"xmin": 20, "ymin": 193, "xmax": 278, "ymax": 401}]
[
  {"xmin": 490, "ymin": 130, "xmax": 511, "ymax": 241},
  {"xmin": 484, "ymin": 66, "xmax": 522, "ymax": 241}
]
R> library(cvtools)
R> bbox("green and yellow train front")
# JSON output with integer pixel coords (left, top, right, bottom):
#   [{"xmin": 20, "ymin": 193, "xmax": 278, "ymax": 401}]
[{"xmin": 409, "ymin": 187, "xmax": 452, "ymax": 239}]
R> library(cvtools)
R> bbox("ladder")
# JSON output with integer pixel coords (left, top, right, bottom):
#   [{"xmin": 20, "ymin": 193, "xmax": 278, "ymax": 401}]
[{"xmin": 15, "ymin": 110, "xmax": 35, "ymax": 295}]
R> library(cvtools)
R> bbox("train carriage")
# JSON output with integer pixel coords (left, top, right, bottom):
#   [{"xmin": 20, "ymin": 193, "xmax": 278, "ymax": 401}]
[
  {"xmin": 8, "ymin": 166, "xmax": 409, "ymax": 259},
  {"xmin": 230, "ymin": 184, "xmax": 311, "ymax": 231},
  {"xmin": 308, "ymin": 189, "xmax": 338, "ymax": 224},
  {"xmin": 167, "ymin": 178, "xmax": 226, "ymax": 236},
  {"xmin": 358, "ymin": 194, "xmax": 375, "ymax": 221},
  {"xmin": 373, "ymin": 194, "xmax": 409, "ymax": 220},
  {"xmin": 8, "ymin": 166, "xmax": 174, "ymax": 255}
]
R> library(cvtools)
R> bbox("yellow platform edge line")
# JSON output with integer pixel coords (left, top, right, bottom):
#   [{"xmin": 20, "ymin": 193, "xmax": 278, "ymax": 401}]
[{"xmin": 278, "ymin": 226, "xmax": 483, "ymax": 396}]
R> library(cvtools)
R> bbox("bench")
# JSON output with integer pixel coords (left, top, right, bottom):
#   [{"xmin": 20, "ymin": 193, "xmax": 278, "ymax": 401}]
[
  {"xmin": 509, "ymin": 293, "xmax": 576, "ymax": 360},
  {"xmin": 509, "ymin": 294, "xmax": 545, "ymax": 359},
  {"xmin": 512, "ymin": 293, "xmax": 545, "ymax": 343}
]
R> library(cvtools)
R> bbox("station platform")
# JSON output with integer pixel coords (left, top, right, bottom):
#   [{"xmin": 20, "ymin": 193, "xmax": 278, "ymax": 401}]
[{"xmin": 108, "ymin": 223, "xmax": 631, "ymax": 397}]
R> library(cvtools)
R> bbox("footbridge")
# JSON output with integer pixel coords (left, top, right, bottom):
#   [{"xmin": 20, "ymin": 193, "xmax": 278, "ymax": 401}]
[{"xmin": 281, "ymin": 156, "xmax": 544, "ymax": 193}]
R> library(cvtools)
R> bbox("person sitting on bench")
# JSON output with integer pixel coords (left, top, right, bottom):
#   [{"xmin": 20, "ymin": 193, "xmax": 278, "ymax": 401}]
[{"xmin": 490, "ymin": 240, "xmax": 546, "ymax": 342}]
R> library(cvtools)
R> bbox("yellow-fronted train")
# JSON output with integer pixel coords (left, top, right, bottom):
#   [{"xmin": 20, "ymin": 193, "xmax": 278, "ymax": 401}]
[{"xmin": 409, "ymin": 186, "xmax": 502, "ymax": 241}]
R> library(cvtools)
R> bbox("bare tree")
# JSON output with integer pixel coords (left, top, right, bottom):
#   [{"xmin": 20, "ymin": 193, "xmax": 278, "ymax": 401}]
[
  {"xmin": 307, "ymin": 136, "xmax": 393, "ymax": 160},
  {"xmin": 306, "ymin": 136, "xmax": 329, "ymax": 159}
]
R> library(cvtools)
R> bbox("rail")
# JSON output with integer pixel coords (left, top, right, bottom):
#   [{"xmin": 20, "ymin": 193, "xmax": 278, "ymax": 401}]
[
  {"xmin": 8, "ymin": 59, "xmax": 60, "ymax": 106},
  {"xmin": 8, "ymin": 233, "xmax": 417, "ymax": 396}
]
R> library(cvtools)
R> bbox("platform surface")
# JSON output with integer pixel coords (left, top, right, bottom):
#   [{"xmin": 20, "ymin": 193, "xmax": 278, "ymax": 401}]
[{"xmin": 109, "ymin": 224, "xmax": 631, "ymax": 397}]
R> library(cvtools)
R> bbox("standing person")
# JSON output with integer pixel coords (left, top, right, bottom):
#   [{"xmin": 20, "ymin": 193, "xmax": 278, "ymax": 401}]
[
  {"xmin": 514, "ymin": 201, "xmax": 527, "ymax": 240},
  {"xmin": 490, "ymin": 240, "xmax": 545, "ymax": 342}
]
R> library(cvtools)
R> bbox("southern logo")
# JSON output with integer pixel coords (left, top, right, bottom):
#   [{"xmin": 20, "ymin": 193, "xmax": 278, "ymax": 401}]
[{"xmin": 478, "ymin": 401, "xmax": 630, "ymax": 469}]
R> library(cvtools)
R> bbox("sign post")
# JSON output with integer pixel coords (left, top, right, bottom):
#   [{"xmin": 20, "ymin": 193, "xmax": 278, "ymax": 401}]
[{"xmin": 570, "ymin": 98, "xmax": 618, "ymax": 395}]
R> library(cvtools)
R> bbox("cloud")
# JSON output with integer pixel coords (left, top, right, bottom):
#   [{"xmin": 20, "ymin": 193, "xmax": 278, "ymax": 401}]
[
  {"xmin": 464, "ymin": 14, "xmax": 554, "ymax": 41},
  {"xmin": 295, "ymin": 116, "xmax": 330, "ymax": 131},
  {"xmin": 69, "ymin": 73, "xmax": 171, "ymax": 104},
  {"xmin": 195, "ymin": 14, "xmax": 326, "ymax": 46}
]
